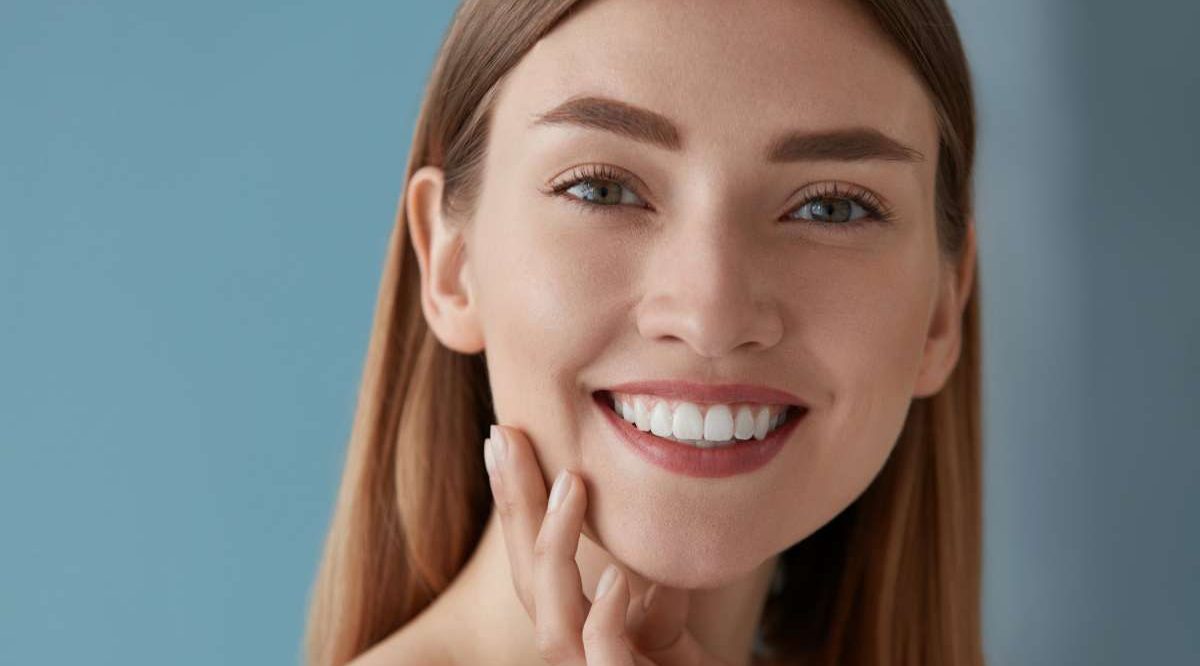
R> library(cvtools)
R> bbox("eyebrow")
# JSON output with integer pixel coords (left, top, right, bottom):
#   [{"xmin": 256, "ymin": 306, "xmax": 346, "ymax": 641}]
[{"xmin": 530, "ymin": 94, "xmax": 924, "ymax": 163}]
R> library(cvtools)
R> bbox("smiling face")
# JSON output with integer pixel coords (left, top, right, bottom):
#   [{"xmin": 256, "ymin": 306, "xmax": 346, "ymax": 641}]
[{"xmin": 410, "ymin": 0, "xmax": 970, "ymax": 589}]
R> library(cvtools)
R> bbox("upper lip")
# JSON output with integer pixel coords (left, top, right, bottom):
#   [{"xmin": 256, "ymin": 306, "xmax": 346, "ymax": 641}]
[{"xmin": 600, "ymin": 380, "xmax": 807, "ymax": 407}]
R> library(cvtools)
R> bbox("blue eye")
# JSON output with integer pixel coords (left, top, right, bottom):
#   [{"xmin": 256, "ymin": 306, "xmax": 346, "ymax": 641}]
[
  {"xmin": 790, "ymin": 197, "xmax": 871, "ymax": 223},
  {"xmin": 548, "ymin": 164, "xmax": 650, "ymax": 215},
  {"xmin": 783, "ymin": 182, "xmax": 895, "ymax": 231},
  {"xmin": 563, "ymin": 179, "xmax": 644, "ymax": 207}
]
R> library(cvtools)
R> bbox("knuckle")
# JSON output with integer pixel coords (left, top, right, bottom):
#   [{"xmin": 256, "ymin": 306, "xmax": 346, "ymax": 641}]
[
  {"xmin": 494, "ymin": 493, "xmax": 517, "ymax": 518},
  {"xmin": 580, "ymin": 620, "xmax": 610, "ymax": 646},
  {"xmin": 533, "ymin": 530, "xmax": 556, "ymax": 561}
]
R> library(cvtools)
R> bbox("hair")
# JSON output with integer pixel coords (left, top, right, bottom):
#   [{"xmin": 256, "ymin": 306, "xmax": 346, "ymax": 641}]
[{"xmin": 303, "ymin": 0, "xmax": 982, "ymax": 664}]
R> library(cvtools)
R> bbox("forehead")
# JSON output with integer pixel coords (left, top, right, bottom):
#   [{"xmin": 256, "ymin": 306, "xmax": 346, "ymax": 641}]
[{"xmin": 492, "ymin": 0, "xmax": 939, "ymax": 164}]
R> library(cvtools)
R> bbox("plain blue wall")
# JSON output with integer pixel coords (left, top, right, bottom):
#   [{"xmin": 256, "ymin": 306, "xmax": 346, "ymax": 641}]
[
  {"xmin": 953, "ymin": 1, "xmax": 1200, "ymax": 663},
  {"xmin": 2, "ymin": 1, "xmax": 1196, "ymax": 664}
]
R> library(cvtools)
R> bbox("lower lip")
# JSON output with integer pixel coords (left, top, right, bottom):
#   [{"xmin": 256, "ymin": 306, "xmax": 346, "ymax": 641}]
[{"xmin": 593, "ymin": 392, "xmax": 806, "ymax": 479}]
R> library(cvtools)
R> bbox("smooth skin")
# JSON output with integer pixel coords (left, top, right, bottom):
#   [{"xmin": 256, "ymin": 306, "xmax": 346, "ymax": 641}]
[{"xmin": 353, "ymin": 0, "xmax": 976, "ymax": 663}]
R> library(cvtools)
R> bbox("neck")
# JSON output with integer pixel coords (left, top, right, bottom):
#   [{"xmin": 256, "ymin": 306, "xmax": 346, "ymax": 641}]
[{"xmin": 435, "ymin": 509, "xmax": 780, "ymax": 666}]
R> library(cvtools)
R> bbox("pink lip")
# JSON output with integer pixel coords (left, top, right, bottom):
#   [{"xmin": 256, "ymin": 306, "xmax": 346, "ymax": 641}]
[
  {"xmin": 602, "ymin": 380, "xmax": 806, "ymax": 407},
  {"xmin": 593, "ymin": 391, "xmax": 806, "ymax": 478}
]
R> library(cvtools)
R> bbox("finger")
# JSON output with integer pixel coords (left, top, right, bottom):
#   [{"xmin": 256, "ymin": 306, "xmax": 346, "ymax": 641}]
[
  {"xmin": 486, "ymin": 425, "xmax": 550, "ymax": 616},
  {"xmin": 532, "ymin": 469, "xmax": 590, "ymax": 664},
  {"xmin": 581, "ymin": 564, "xmax": 639, "ymax": 666},
  {"xmin": 626, "ymin": 585, "xmax": 722, "ymax": 666}
]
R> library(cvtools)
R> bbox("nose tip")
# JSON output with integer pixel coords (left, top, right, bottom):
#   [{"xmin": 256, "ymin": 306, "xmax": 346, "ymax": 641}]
[
  {"xmin": 635, "ymin": 266, "xmax": 783, "ymax": 358},
  {"xmin": 637, "ymin": 294, "xmax": 783, "ymax": 358}
]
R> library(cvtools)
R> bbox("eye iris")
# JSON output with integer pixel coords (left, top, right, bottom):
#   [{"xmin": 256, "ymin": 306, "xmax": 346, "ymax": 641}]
[
  {"xmin": 579, "ymin": 180, "xmax": 622, "ymax": 205},
  {"xmin": 808, "ymin": 197, "xmax": 852, "ymax": 222}
]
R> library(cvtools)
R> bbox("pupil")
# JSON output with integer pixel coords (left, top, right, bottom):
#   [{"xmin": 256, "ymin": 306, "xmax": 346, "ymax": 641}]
[
  {"xmin": 813, "ymin": 198, "xmax": 850, "ymax": 222},
  {"xmin": 583, "ymin": 181, "xmax": 620, "ymax": 204}
]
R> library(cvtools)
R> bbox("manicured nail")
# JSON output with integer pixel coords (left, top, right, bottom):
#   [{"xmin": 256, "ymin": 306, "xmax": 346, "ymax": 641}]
[
  {"xmin": 490, "ymin": 425, "xmax": 508, "ymax": 464},
  {"xmin": 595, "ymin": 564, "xmax": 619, "ymax": 600},
  {"xmin": 547, "ymin": 469, "xmax": 571, "ymax": 512},
  {"xmin": 483, "ymin": 438, "xmax": 495, "ymax": 477}
]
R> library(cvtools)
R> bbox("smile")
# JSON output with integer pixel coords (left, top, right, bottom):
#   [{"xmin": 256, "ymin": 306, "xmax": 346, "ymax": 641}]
[{"xmin": 593, "ymin": 390, "xmax": 807, "ymax": 478}]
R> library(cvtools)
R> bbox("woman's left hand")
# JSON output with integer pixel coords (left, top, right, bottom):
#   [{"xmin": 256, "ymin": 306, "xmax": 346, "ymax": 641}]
[{"xmin": 483, "ymin": 424, "xmax": 732, "ymax": 666}]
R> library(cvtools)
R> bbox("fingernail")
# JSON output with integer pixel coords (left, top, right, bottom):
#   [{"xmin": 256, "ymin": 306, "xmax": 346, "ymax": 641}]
[
  {"xmin": 483, "ymin": 438, "xmax": 495, "ymax": 477},
  {"xmin": 642, "ymin": 583, "xmax": 659, "ymax": 611},
  {"xmin": 490, "ymin": 425, "xmax": 508, "ymax": 465},
  {"xmin": 595, "ymin": 564, "xmax": 619, "ymax": 600},
  {"xmin": 547, "ymin": 469, "xmax": 571, "ymax": 512}
]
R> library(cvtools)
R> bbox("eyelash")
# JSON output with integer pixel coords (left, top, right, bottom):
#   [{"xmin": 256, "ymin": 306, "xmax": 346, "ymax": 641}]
[
  {"xmin": 545, "ymin": 164, "xmax": 897, "ymax": 231},
  {"xmin": 547, "ymin": 164, "xmax": 646, "ymax": 215}
]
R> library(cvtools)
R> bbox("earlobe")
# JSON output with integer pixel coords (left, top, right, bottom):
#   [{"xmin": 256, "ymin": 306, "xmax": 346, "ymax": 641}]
[
  {"xmin": 912, "ymin": 220, "xmax": 977, "ymax": 398},
  {"xmin": 404, "ymin": 165, "xmax": 485, "ymax": 354}
]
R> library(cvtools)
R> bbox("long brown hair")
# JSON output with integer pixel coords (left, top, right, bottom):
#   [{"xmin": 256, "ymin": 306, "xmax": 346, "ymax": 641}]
[{"xmin": 304, "ymin": 0, "xmax": 982, "ymax": 664}]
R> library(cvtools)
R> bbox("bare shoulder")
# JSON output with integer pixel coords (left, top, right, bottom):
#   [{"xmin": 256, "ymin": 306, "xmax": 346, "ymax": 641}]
[{"xmin": 346, "ymin": 616, "xmax": 456, "ymax": 666}]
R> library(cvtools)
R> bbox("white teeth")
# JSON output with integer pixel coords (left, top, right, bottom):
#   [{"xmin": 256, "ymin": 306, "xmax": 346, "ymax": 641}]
[
  {"xmin": 610, "ymin": 393, "xmax": 794, "ymax": 447},
  {"xmin": 734, "ymin": 406, "xmax": 756, "ymax": 440},
  {"xmin": 703, "ymin": 405, "xmax": 734, "ymax": 441},
  {"xmin": 672, "ymin": 402, "xmax": 704, "ymax": 440},
  {"xmin": 753, "ymin": 407, "xmax": 770, "ymax": 440},
  {"xmin": 633, "ymin": 398, "xmax": 651, "ymax": 431},
  {"xmin": 650, "ymin": 401, "xmax": 673, "ymax": 438}
]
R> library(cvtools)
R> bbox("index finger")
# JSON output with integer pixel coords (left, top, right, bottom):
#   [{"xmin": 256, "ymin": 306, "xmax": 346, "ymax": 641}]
[{"xmin": 485, "ymin": 424, "xmax": 550, "ymax": 615}]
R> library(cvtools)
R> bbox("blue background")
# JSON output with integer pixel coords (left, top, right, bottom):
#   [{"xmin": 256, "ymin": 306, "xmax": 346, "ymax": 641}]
[{"xmin": 2, "ymin": 1, "xmax": 1197, "ymax": 664}]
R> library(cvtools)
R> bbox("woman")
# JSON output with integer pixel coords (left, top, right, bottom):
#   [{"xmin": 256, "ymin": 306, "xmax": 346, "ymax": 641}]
[{"xmin": 306, "ymin": 0, "xmax": 982, "ymax": 664}]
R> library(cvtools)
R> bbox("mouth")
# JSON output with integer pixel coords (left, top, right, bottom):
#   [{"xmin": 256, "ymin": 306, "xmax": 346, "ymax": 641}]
[{"xmin": 592, "ymin": 390, "xmax": 808, "ymax": 478}]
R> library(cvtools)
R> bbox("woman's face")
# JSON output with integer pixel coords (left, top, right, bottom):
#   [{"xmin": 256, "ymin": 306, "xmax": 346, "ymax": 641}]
[{"xmin": 418, "ymin": 0, "xmax": 969, "ymax": 588}]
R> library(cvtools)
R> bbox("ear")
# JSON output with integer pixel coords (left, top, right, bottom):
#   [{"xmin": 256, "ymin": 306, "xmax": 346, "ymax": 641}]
[
  {"xmin": 405, "ymin": 165, "xmax": 485, "ymax": 354},
  {"xmin": 912, "ymin": 220, "xmax": 977, "ymax": 398}
]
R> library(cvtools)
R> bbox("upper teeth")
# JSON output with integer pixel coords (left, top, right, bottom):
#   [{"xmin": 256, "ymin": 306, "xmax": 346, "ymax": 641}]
[{"xmin": 609, "ymin": 391, "xmax": 791, "ymax": 448}]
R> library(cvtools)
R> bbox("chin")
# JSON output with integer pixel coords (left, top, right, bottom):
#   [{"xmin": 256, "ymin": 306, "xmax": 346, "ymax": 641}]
[
  {"xmin": 617, "ymin": 541, "xmax": 768, "ymax": 590},
  {"xmin": 587, "ymin": 513, "xmax": 778, "ymax": 590}
]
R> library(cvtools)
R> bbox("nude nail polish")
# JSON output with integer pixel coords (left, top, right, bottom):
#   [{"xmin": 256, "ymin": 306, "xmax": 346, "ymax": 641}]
[
  {"xmin": 483, "ymin": 438, "xmax": 495, "ymax": 476},
  {"xmin": 490, "ymin": 425, "xmax": 508, "ymax": 464},
  {"xmin": 547, "ymin": 470, "xmax": 571, "ymax": 512}
]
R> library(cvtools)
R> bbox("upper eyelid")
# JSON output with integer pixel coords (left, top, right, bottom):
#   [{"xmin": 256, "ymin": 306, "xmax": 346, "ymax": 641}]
[
  {"xmin": 548, "ymin": 163, "xmax": 638, "ymax": 185},
  {"xmin": 547, "ymin": 164, "xmax": 651, "ymax": 200},
  {"xmin": 792, "ymin": 182, "xmax": 893, "ymax": 218}
]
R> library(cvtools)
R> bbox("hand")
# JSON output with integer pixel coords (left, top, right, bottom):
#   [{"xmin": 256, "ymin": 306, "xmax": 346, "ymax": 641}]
[{"xmin": 483, "ymin": 424, "xmax": 733, "ymax": 666}]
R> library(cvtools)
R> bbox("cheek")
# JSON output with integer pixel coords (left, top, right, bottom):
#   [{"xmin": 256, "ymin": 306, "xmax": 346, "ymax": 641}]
[
  {"xmin": 473, "ymin": 219, "xmax": 631, "ymax": 472},
  {"xmin": 484, "ymin": 208, "xmax": 631, "ymax": 320},
  {"xmin": 480, "ymin": 219, "xmax": 631, "ymax": 370},
  {"xmin": 766, "ymin": 246, "xmax": 935, "ymax": 543},
  {"xmin": 812, "ymin": 257, "xmax": 932, "ymax": 402}
]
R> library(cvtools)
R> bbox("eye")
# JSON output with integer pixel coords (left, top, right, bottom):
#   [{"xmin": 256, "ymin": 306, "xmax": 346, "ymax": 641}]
[
  {"xmin": 564, "ymin": 179, "xmax": 643, "ymax": 207},
  {"xmin": 791, "ymin": 197, "xmax": 870, "ymax": 223},
  {"xmin": 783, "ymin": 182, "xmax": 895, "ymax": 230},
  {"xmin": 547, "ymin": 164, "xmax": 649, "ymax": 213}
]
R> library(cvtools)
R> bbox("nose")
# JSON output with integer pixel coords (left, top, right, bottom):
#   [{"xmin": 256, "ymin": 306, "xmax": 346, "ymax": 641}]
[{"xmin": 634, "ymin": 216, "xmax": 784, "ymax": 358}]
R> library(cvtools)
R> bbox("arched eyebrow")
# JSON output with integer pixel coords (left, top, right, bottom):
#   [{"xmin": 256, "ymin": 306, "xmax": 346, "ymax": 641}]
[{"xmin": 530, "ymin": 94, "xmax": 924, "ymax": 163}]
